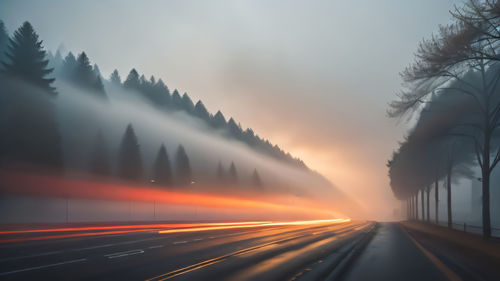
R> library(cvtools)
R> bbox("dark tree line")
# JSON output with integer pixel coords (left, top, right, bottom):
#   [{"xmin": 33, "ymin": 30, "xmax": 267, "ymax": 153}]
[
  {"xmin": 111, "ymin": 67, "xmax": 307, "ymax": 169},
  {"xmin": 388, "ymin": 0, "xmax": 500, "ymax": 239},
  {"xmin": 0, "ymin": 20, "xmax": 270, "ymax": 190}
]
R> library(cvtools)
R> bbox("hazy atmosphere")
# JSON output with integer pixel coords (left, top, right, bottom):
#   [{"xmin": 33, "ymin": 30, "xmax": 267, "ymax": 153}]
[{"xmin": 0, "ymin": 0, "xmax": 460, "ymax": 220}]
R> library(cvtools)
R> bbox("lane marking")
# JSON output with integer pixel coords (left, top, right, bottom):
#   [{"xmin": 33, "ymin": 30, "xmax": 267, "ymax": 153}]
[
  {"xmin": 146, "ymin": 222, "xmax": 362, "ymax": 281},
  {"xmin": 0, "ymin": 258, "xmax": 87, "ymax": 276},
  {"xmin": 149, "ymin": 245, "xmax": 164, "ymax": 249},
  {"xmin": 173, "ymin": 241, "xmax": 188, "ymax": 245},
  {"xmin": 193, "ymin": 238, "xmax": 203, "ymax": 241},
  {"xmin": 401, "ymin": 225, "xmax": 462, "ymax": 281},
  {"xmin": 104, "ymin": 249, "xmax": 144, "ymax": 259}
]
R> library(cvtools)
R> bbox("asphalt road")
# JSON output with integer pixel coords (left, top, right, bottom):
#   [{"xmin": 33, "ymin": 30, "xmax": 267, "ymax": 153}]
[{"xmin": 0, "ymin": 220, "xmax": 373, "ymax": 281}]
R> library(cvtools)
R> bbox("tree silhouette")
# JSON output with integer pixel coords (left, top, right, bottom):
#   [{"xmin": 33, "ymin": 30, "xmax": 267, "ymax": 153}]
[
  {"xmin": 88, "ymin": 130, "xmax": 110, "ymax": 176},
  {"xmin": 227, "ymin": 118, "xmax": 242, "ymax": 139},
  {"xmin": 124, "ymin": 68, "xmax": 140, "ymax": 90},
  {"xmin": 228, "ymin": 161, "xmax": 238, "ymax": 183},
  {"xmin": 175, "ymin": 144, "xmax": 191, "ymax": 186},
  {"xmin": 60, "ymin": 52, "xmax": 77, "ymax": 80},
  {"xmin": 181, "ymin": 93, "xmax": 195, "ymax": 113},
  {"xmin": 0, "ymin": 22, "xmax": 62, "ymax": 170},
  {"xmin": 153, "ymin": 143, "xmax": 172, "ymax": 186},
  {"xmin": 212, "ymin": 111, "xmax": 227, "ymax": 128},
  {"xmin": 171, "ymin": 89, "xmax": 183, "ymax": 110},
  {"xmin": 117, "ymin": 124, "xmax": 143, "ymax": 181},
  {"xmin": 2, "ymin": 21, "xmax": 55, "ymax": 94},
  {"xmin": 72, "ymin": 52, "xmax": 106, "ymax": 97},
  {"xmin": 252, "ymin": 169, "xmax": 262, "ymax": 187},
  {"xmin": 0, "ymin": 20, "xmax": 9, "ymax": 66},
  {"xmin": 194, "ymin": 101, "xmax": 210, "ymax": 122},
  {"xmin": 110, "ymin": 69, "xmax": 121, "ymax": 85}
]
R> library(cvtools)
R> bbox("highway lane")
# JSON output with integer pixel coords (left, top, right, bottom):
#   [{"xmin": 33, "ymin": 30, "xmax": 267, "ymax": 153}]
[{"xmin": 0, "ymin": 220, "xmax": 372, "ymax": 280}]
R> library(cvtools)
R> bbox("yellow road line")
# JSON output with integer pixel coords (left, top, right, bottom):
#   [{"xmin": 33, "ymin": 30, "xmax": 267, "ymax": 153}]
[{"xmin": 401, "ymin": 225, "xmax": 462, "ymax": 281}]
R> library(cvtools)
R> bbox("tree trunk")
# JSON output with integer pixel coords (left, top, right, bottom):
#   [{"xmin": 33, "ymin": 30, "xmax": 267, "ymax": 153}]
[
  {"xmin": 421, "ymin": 190, "xmax": 424, "ymax": 221},
  {"xmin": 482, "ymin": 130, "xmax": 492, "ymax": 239},
  {"xmin": 447, "ymin": 167, "xmax": 452, "ymax": 229},
  {"xmin": 426, "ymin": 186, "xmax": 430, "ymax": 222},
  {"xmin": 435, "ymin": 177, "xmax": 439, "ymax": 224},
  {"xmin": 415, "ymin": 193, "xmax": 418, "ymax": 220}
]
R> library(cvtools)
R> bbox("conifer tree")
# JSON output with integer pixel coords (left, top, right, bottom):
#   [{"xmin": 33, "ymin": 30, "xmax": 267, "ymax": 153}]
[
  {"xmin": 117, "ymin": 124, "xmax": 143, "ymax": 181},
  {"xmin": 153, "ymin": 143, "xmax": 172, "ymax": 186},
  {"xmin": 124, "ymin": 68, "xmax": 140, "ymax": 90},
  {"xmin": 93, "ymin": 64, "xmax": 101, "ymax": 78},
  {"xmin": 2, "ymin": 21, "xmax": 55, "ymax": 94},
  {"xmin": 228, "ymin": 161, "xmax": 238, "ymax": 183},
  {"xmin": 175, "ymin": 144, "xmax": 191, "ymax": 186},
  {"xmin": 227, "ymin": 118, "xmax": 243, "ymax": 139},
  {"xmin": 194, "ymin": 101, "xmax": 210, "ymax": 122},
  {"xmin": 110, "ymin": 69, "xmax": 121, "ymax": 85},
  {"xmin": 0, "ymin": 22, "xmax": 62, "ymax": 170},
  {"xmin": 0, "ymin": 20, "xmax": 9, "ymax": 66},
  {"xmin": 252, "ymin": 169, "xmax": 262, "ymax": 187},
  {"xmin": 88, "ymin": 130, "xmax": 110, "ymax": 176},
  {"xmin": 181, "ymin": 93, "xmax": 195, "ymax": 113},
  {"xmin": 60, "ymin": 52, "xmax": 77, "ymax": 79},
  {"xmin": 171, "ymin": 89, "xmax": 183, "ymax": 110},
  {"xmin": 212, "ymin": 111, "xmax": 227, "ymax": 128}
]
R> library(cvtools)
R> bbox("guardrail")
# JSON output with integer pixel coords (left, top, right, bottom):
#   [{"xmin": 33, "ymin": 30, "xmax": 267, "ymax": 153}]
[{"xmin": 409, "ymin": 219, "xmax": 500, "ymax": 237}]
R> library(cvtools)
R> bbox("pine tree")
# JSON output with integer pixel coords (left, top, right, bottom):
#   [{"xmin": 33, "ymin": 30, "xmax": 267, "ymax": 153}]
[
  {"xmin": 71, "ymin": 52, "xmax": 106, "ymax": 97},
  {"xmin": 117, "ymin": 124, "xmax": 143, "ymax": 181},
  {"xmin": 0, "ymin": 20, "xmax": 9, "ymax": 66},
  {"xmin": 88, "ymin": 130, "xmax": 110, "ymax": 176},
  {"xmin": 252, "ymin": 169, "xmax": 262, "ymax": 187},
  {"xmin": 227, "ymin": 118, "xmax": 242, "ymax": 139},
  {"xmin": 194, "ymin": 101, "xmax": 210, "ymax": 122},
  {"xmin": 110, "ymin": 69, "xmax": 121, "ymax": 85},
  {"xmin": 228, "ymin": 161, "xmax": 238, "ymax": 183},
  {"xmin": 2, "ymin": 21, "xmax": 55, "ymax": 94},
  {"xmin": 153, "ymin": 78, "xmax": 170, "ymax": 107},
  {"xmin": 171, "ymin": 89, "xmax": 183, "ymax": 110},
  {"xmin": 124, "ymin": 68, "xmax": 140, "ymax": 90},
  {"xmin": 52, "ymin": 48, "xmax": 64, "ymax": 75},
  {"xmin": 212, "ymin": 110, "xmax": 227, "ymax": 128},
  {"xmin": 153, "ymin": 143, "xmax": 172, "ymax": 186},
  {"xmin": 175, "ymin": 144, "xmax": 191, "ymax": 186},
  {"xmin": 93, "ymin": 64, "xmax": 101, "ymax": 78},
  {"xmin": 181, "ymin": 93, "xmax": 195, "ymax": 113},
  {"xmin": 60, "ymin": 52, "xmax": 77, "ymax": 79}
]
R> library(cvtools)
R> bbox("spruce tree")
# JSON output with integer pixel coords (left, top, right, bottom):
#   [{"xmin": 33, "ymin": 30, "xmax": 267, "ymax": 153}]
[
  {"xmin": 212, "ymin": 111, "xmax": 227, "ymax": 128},
  {"xmin": 227, "ymin": 118, "xmax": 242, "ymax": 139},
  {"xmin": 117, "ymin": 124, "xmax": 143, "ymax": 181},
  {"xmin": 0, "ymin": 22, "xmax": 62, "ymax": 170},
  {"xmin": 60, "ymin": 52, "xmax": 77, "ymax": 79},
  {"xmin": 88, "ymin": 130, "xmax": 110, "ymax": 176},
  {"xmin": 124, "ymin": 68, "xmax": 140, "ymax": 90},
  {"xmin": 181, "ymin": 93, "xmax": 195, "ymax": 113},
  {"xmin": 194, "ymin": 101, "xmax": 210, "ymax": 122},
  {"xmin": 110, "ymin": 69, "xmax": 121, "ymax": 85},
  {"xmin": 153, "ymin": 143, "xmax": 172, "ymax": 186},
  {"xmin": 171, "ymin": 89, "xmax": 183, "ymax": 110},
  {"xmin": 72, "ymin": 52, "xmax": 106, "ymax": 96},
  {"xmin": 228, "ymin": 161, "xmax": 238, "ymax": 183},
  {"xmin": 0, "ymin": 20, "xmax": 9, "ymax": 66},
  {"xmin": 175, "ymin": 144, "xmax": 191, "ymax": 186},
  {"xmin": 2, "ymin": 21, "xmax": 55, "ymax": 94}
]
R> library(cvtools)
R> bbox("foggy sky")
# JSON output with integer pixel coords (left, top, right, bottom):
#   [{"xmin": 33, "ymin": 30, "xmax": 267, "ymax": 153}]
[{"xmin": 0, "ymin": 0, "xmax": 461, "ymax": 220}]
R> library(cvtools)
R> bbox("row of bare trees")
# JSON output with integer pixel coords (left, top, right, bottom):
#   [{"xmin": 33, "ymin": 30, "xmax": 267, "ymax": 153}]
[{"xmin": 388, "ymin": 0, "xmax": 500, "ymax": 239}]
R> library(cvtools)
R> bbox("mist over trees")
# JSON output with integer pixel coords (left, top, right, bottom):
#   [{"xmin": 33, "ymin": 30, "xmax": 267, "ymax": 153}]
[
  {"xmin": 388, "ymin": 0, "xmax": 500, "ymax": 239},
  {"xmin": 0, "ymin": 19, "xmax": 346, "ymax": 203}
]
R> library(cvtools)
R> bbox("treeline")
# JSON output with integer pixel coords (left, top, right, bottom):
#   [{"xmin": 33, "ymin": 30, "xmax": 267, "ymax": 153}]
[
  {"xmin": 387, "ymin": 0, "xmax": 500, "ymax": 239},
  {"xmin": 0, "ymin": 20, "xmax": 264, "ymax": 188},
  {"xmin": 45, "ymin": 49, "xmax": 307, "ymax": 169}
]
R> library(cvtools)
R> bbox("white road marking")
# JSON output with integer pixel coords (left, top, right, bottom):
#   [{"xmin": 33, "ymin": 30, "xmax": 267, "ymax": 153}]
[
  {"xmin": 173, "ymin": 241, "xmax": 188, "ymax": 245},
  {"xmin": 208, "ymin": 236, "xmax": 216, "ymax": 239},
  {"xmin": 0, "ymin": 258, "xmax": 87, "ymax": 276},
  {"xmin": 105, "ymin": 249, "xmax": 144, "ymax": 259},
  {"xmin": 148, "ymin": 245, "xmax": 164, "ymax": 249},
  {"xmin": 193, "ymin": 238, "xmax": 203, "ymax": 241}
]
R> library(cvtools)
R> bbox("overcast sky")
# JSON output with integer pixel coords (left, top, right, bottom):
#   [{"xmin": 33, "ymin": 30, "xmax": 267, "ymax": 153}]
[{"xmin": 0, "ymin": 0, "xmax": 461, "ymax": 220}]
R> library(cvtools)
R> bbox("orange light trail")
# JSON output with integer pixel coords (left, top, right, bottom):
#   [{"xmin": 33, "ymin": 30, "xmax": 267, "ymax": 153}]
[{"xmin": 157, "ymin": 219, "xmax": 351, "ymax": 234}]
